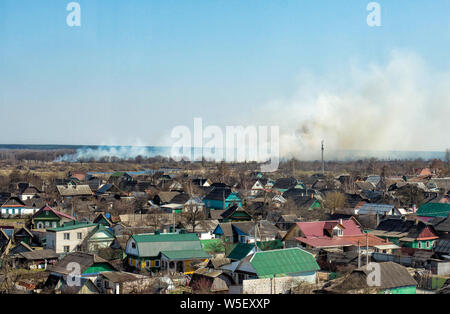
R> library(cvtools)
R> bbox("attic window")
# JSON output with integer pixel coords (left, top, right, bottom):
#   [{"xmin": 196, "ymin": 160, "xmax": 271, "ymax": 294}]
[
  {"xmin": 131, "ymin": 242, "xmax": 136, "ymax": 249},
  {"xmin": 333, "ymin": 227, "xmax": 343, "ymax": 237}
]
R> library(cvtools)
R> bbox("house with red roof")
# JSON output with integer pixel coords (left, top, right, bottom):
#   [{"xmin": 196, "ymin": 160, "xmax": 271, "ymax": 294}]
[
  {"xmin": 31, "ymin": 205, "xmax": 76, "ymax": 229},
  {"xmin": 283, "ymin": 218, "xmax": 397, "ymax": 253}
]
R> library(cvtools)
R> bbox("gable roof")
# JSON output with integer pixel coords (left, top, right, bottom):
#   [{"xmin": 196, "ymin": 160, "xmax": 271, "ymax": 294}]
[
  {"xmin": 49, "ymin": 252, "xmax": 115, "ymax": 275},
  {"xmin": 296, "ymin": 219, "xmax": 362, "ymax": 238},
  {"xmin": 417, "ymin": 203, "xmax": 450, "ymax": 217},
  {"xmin": 32, "ymin": 204, "xmax": 75, "ymax": 221},
  {"xmin": 129, "ymin": 233, "xmax": 204, "ymax": 258},
  {"xmin": 430, "ymin": 216, "xmax": 450, "ymax": 233},
  {"xmin": 57, "ymin": 185, "xmax": 93, "ymax": 196},
  {"xmin": 93, "ymin": 213, "xmax": 113, "ymax": 227},
  {"xmin": 157, "ymin": 191, "xmax": 180, "ymax": 203},
  {"xmin": 47, "ymin": 222, "xmax": 97, "ymax": 232},
  {"xmin": 203, "ymin": 187, "xmax": 233, "ymax": 201},
  {"xmin": 273, "ymin": 177, "xmax": 298, "ymax": 190},
  {"xmin": 434, "ymin": 239, "xmax": 450, "ymax": 255},
  {"xmin": 227, "ymin": 243, "xmax": 256, "ymax": 260},
  {"xmin": 1, "ymin": 197, "xmax": 25, "ymax": 207},
  {"xmin": 170, "ymin": 193, "xmax": 191, "ymax": 204},
  {"xmin": 220, "ymin": 205, "xmax": 252, "ymax": 220},
  {"xmin": 95, "ymin": 184, "xmax": 123, "ymax": 196},
  {"xmin": 372, "ymin": 218, "xmax": 438, "ymax": 240},
  {"xmin": 358, "ymin": 203, "xmax": 397, "ymax": 215},
  {"xmin": 354, "ymin": 262, "xmax": 417, "ymax": 290},
  {"xmin": 18, "ymin": 249, "xmax": 59, "ymax": 260},
  {"xmin": 250, "ymin": 248, "xmax": 319, "ymax": 278}
]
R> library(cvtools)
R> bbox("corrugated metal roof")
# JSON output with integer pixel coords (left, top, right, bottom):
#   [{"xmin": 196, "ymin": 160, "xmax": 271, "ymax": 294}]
[
  {"xmin": 417, "ymin": 203, "xmax": 450, "ymax": 217},
  {"xmin": 131, "ymin": 233, "xmax": 203, "ymax": 258},
  {"xmin": 250, "ymin": 248, "xmax": 319, "ymax": 278},
  {"xmin": 160, "ymin": 249, "xmax": 210, "ymax": 260},
  {"xmin": 358, "ymin": 203, "xmax": 395, "ymax": 215},
  {"xmin": 57, "ymin": 185, "xmax": 92, "ymax": 196}
]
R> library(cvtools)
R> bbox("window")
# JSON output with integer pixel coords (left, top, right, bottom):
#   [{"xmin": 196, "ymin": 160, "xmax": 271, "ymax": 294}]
[
  {"xmin": 131, "ymin": 242, "xmax": 136, "ymax": 249},
  {"xmin": 64, "ymin": 233, "xmax": 70, "ymax": 240},
  {"xmin": 77, "ymin": 232, "xmax": 82, "ymax": 240},
  {"xmin": 146, "ymin": 260, "xmax": 151, "ymax": 268},
  {"xmin": 418, "ymin": 242, "xmax": 422, "ymax": 249},
  {"xmin": 333, "ymin": 227, "xmax": 343, "ymax": 237},
  {"xmin": 426, "ymin": 241, "xmax": 430, "ymax": 249},
  {"xmin": 155, "ymin": 260, "xmax": 160, "ymax": 268},
  {"xmin": 63, "ymin": 246, "xmax": 70, "ymax": 253}
]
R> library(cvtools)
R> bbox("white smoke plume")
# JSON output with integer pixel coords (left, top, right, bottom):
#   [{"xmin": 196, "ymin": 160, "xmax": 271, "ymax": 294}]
[
  {"xmin": 57, "ymin": 50, "xmax": 449, "ymax": 162},
  {"xmin": 255, "ymin": 50, "xmax": 450, "ymax": 160}
]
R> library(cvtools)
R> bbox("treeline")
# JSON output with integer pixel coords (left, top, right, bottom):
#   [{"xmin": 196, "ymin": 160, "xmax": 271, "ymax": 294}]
[{"xmin": 0, "ymin": 149, "xmax": 76, "ymax": 162}]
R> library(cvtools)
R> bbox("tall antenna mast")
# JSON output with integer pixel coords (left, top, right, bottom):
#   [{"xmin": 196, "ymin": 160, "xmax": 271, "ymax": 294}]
[{"xmin": 321, "ymin": 140, "xmax": 325, "ymax": 175}]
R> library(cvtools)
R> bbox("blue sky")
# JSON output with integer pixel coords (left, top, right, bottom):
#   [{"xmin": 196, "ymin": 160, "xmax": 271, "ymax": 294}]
[{"xmin": 1, "ymin": 0, "xmax": 450, "ymax": 150}]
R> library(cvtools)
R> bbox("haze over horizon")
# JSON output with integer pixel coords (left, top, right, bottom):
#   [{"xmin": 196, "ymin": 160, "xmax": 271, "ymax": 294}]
[{"xmin": 1, "ymin": 0, "xmax": 449, "ymax": 158}]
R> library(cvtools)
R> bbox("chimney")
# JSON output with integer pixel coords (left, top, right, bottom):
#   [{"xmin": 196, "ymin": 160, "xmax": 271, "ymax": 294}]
[{"xmin": 339, "ymin": 218, "xmax": 343, "ymax": 225}]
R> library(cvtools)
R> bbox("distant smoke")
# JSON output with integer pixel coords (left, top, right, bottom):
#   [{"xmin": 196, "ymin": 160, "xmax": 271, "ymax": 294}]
[
  {"xmin": 55, "ymin": 145, "xmax": 169, "ymax": 162},
  {"xmin": 255, "ymin": 50, "xmax": 450, "ymax": 160},
  {"xmin": 56, "ymin": 50, "xmax": 449, "ymax": 163}
]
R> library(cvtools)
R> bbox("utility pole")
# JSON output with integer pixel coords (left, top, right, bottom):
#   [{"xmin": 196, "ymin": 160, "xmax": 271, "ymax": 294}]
[
  {"xmin": 321, "ymin": 140, "xmax": 325, "ymax": 175},
  {"xmin": 366, "ymin": 233, "xmax": 369, "ymax": 266},
  {"xmin": 358, "ymin": 240, "xmax": 361, "ymax": 268}
]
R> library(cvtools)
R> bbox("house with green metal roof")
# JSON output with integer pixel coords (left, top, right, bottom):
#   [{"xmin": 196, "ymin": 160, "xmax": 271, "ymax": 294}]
[
  {"xmin": 125, "ymin": 233, "xmax": 210, "ymax": 274},
  {"xmin": 249, "ymin": 248, "xmax": 320, "ymax": 281},
  {"xmin": 416, "ymin": 203, "xmax": 450, "ymax": 218}
]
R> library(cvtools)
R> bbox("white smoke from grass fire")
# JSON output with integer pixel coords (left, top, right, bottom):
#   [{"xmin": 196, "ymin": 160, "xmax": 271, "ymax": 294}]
[{"xmin": 255, "ymin": 50, "xmax": 450, "ymax": 160}]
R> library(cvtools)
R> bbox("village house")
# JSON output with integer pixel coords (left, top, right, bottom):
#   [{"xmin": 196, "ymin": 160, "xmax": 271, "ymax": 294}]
[
  {"xmin": 192, "ymin": 178, "xmax": 212, "ymax": 187},
  {"xmin": 213, "ymin": 221, "xmax": 280, "ymax": 244},
  {"xmin": 31, "ymin": 204, "xmax": 76, "ymax": 229},
  {"xmin": 219, "ymin": 205, "xmax": 252, "ymax": 222},
  {"xmin": 248, "ymin": 248, "xmax": 320, "ymax": 281},
  {"xmin": 370, "ymin": 218, "xmax": 440, "ymax": 251},
  {"xmin": 46, "ymin": 222, "xmax": 97, "ymax": 254},
  {"xmin": 19, "ymin": 186, "xmax": 42, "ymax": 201},
  {"xmin": 15, "ymin": 249, "xmax": 59, "ymax": 270},
  {"xmin": 56, "ymin": 184, "xmax": 93, "ymax": 199},
  {"xmin": 416, "ymin": 202, "xmax": 450, "ymax": 220},
  {"xmin": 125, "ymin": 233, "xmax": 210, "ymax": 274},
  {"xmin": 45, "ymin": 251, "xmax": 117, "ymax": 293},
  {"xmin": 356, "ymin": 203, "xmax": 405, "ymax": 217},
  {"xmin": 181, "ymin": 219, "xmax": 219, "ymax": 240},
  {"xmin": 1, "ymin": 197, "xmax": 39, "ymax": 218},
  {"xmin": 272, "ymin": 177, "xmax": 298, "ymax": 193},
  {"xmin": 189, "ymin": 268, "xmax": 231, "ymax": 293},
  {"xmin": 283, "ymin": 219, "xmax": 398, "ymax": 256},
  {"xmin": 202, "ymin": 187, "xmax": 242, "ymax": 210},
  {"xmin": 98, "ymin": 271, "xmax": 159, "ymax": 294},
  {"xmin": 322, "ymin": 262, "xmax": 417, "ymax": 294}
]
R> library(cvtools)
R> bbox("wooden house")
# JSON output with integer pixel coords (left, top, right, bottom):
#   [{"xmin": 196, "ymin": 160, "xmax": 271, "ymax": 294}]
[
  {"xmin": 31, "ymin": 204, "xmax": 76, "ymax": 229},
  {"xmin": 125, "ymin": 233, "xmax": 209, "ymax": 274}
]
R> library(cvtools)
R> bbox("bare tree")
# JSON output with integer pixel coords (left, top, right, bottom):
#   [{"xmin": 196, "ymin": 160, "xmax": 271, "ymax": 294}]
[
  {"xmin": 182, "ymin": 204, "xmax": 205, "ymax": 233},
  {"xmin": 324, "ymin": 192, "xmax": 346, "ymax": 215}
]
